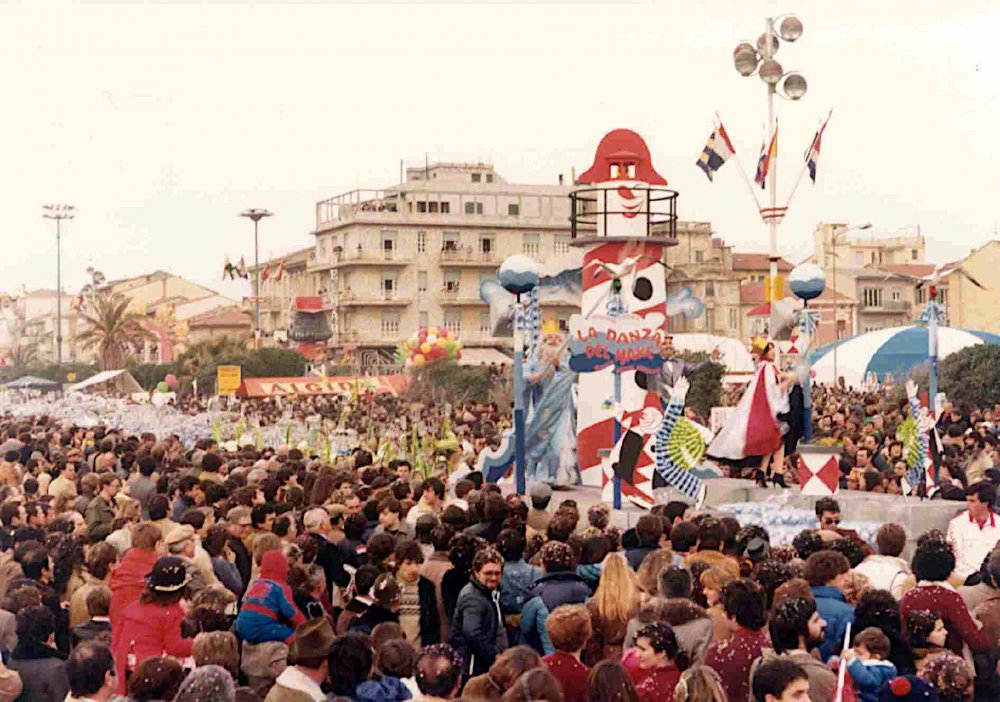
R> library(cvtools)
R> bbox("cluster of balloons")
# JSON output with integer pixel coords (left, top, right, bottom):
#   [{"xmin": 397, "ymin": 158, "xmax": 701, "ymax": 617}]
[
  {"xmin": 396, "ymin": 327, "xmax": 462, "ymax": 366},
  {"xmin": 155, "ymin": 373, "xmax": 178, "ymax": 394}
]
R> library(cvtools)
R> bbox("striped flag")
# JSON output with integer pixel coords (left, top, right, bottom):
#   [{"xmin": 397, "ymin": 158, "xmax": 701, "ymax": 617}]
[
  {"xmin": 805, "ymin": 111, "xmax": 831, "ymax": 183},
  {"xmin": 696, "ymin": 124, "xmax": 736, "ymax": 182},
  {"xmin": 755, "ymin": 124, "xmax": 778, "ymax": 189}
]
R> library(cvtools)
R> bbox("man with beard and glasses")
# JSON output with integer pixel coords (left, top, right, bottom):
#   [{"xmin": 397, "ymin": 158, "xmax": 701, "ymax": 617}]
[{"xmin": 750, "ymin": 597, "xmax": 836, "ymax": 702}]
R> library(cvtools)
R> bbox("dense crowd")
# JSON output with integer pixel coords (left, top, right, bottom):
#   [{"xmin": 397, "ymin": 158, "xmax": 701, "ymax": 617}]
[
  {"xmin": 716, "ymin": 380, "xmax": 1000, "ymax": 499},
  {"xmin": 0, "ymin": 400, "xmax": 998, "ymax": 702}
]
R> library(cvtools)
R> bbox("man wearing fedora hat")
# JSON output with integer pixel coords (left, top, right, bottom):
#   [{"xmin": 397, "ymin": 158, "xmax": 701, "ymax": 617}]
[{"xmin": 264, "ymin": 619, "xmax": 333, "ymax": 702}]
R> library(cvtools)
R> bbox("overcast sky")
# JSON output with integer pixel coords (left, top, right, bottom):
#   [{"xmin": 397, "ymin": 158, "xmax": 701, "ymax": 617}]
[{"xmin": 2, "ymin": 1, "xmax": 998, "ymax": 299}]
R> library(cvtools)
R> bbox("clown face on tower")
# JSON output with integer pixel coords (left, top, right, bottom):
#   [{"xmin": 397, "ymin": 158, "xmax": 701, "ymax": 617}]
[{"xmin": 570, "ymin": 129, "xmax": 678, "ymax": 505}]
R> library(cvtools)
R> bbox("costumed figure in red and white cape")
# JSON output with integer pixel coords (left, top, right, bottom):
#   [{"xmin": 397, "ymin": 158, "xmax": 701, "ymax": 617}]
[{"xmin": 707, "ymin": 341, "xmax": 793, "ymax": 480}]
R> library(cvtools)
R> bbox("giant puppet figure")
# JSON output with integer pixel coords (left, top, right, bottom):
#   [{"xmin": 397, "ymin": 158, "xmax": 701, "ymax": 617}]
[{"xmin": 570, "ymin": 130, "xmax": 679, "ymax": 506}]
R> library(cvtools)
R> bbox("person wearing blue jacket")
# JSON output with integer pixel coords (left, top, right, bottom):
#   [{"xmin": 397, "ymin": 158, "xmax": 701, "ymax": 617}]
[
  {"xmin": 236, "ymin": 550, "xmax": 306, "ymax": 644},
  {"xmin": 806, "ymin": 550, "xmax": 855, "ymax": 662},
  {"xmin": 843, "ymin": 627, "xmax": 897, "ymax": 702},
  {"xmin": 520, "ymin": 541, "xmax": 591, "ymax": 655}
]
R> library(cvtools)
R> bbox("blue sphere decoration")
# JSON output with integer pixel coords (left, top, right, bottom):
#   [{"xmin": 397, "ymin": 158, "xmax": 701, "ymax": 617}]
[
  {"xmin": 788, "ymin": 262, "xmax": 826, "ymax": 301},
  {"xmin": 498, "ymin": 255, "xmax": 539, "ymax": 295}
]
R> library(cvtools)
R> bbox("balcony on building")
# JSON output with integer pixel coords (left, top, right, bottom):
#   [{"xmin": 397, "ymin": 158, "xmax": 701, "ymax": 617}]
[
  {"xmin": 314, "ymin": 185, "xmax": 571, "ymax": 234},
  {"xmin": 863, "ymin": 299, "xmax": 912, "ymax": 313},
  {"xmin": 321, "ymin": 245, "xmax": 412, "ymax": 270},
  {"xmin": 439, "ymin": 284, "xmax": 488, "ymax": 306},
  {"xmin": 439, "ymin": 243, "xmax": 499, "ymax": 267},
  {"xmin": 334, "ymin": 289, "xmax": 409, "ymax": 307}
]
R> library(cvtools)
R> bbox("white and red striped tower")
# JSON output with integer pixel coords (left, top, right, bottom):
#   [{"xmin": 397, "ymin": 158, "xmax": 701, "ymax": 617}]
[{"xmin": 571, "ymin": 129, "xmax": 679, "ymax": 505}]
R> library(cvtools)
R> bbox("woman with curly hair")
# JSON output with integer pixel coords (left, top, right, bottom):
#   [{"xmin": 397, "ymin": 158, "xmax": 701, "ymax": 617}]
[
  {"xmin": 899, "ymin": 531, "xmax": 990, "ymax": 655},
  {"xmin": 583, "ymin": 553, "xmax": 641, "ymax": 666},
  {"xmin": 520, "ymin": 541, "xmax": 589, "ymax": 655},
  {"xmin": 919, "ymin": 652, "xmax": 974, "ymax": 702}
]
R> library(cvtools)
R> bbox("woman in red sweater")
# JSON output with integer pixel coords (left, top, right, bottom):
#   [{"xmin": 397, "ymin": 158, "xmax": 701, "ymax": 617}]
[
  {"xmin": 111, "ymin": 556, "xmax": 194, "ymax": 694},
  {"xmin": 899, "ymin": 532, "xmax": 990, "ymax": 655},
  {"xmin": 622, "ymin": 622, "xmax": 690, "ymax": 702}
]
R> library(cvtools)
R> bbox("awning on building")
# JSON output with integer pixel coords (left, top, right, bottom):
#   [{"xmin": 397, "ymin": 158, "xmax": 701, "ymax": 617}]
[
  {"xmin": 458, "ymin": 348, "xmax": 513, "ymax": 366},
  {"xmin": 67, "ymin": 369, "xmax": 144, "ymax": 395},
  {"xmin": 239, "ymin": 374, "xmax": 408, "ymax": 398}
]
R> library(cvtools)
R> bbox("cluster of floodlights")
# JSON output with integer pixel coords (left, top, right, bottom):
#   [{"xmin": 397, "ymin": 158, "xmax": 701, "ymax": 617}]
[{"xmin": 733, "ymin": 15, "xmax": 807, "ymax": 100}]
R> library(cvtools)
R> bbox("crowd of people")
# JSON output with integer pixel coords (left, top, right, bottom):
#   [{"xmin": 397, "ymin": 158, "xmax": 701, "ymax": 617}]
[
  {"xmin": 713, "ymin": 377, "xmax": 1000, "ymax": 500},
  {"xmin": 0, "ymin": 406, "xmax": 995, "ymax": 702}
]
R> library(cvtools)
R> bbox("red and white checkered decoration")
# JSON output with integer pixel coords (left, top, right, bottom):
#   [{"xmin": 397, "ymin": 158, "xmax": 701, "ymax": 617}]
[{"xmin": 798, "ymin": 453, "xmax": 840, "ymax": 495}]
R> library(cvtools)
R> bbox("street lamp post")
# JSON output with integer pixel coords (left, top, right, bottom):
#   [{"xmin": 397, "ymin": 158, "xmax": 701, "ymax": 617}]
[
  {"xmin": 239, "ymin": 208, "xmax": 274, "ymax": 349},
  {"xmin": 733, "ymin": 15, "xmax": 807, "ymax": 354},
  {"xmin": 829, "ymin": 222, "xmax": 872, "ymax": 384},
  {"xmin": 42, "ymin": 204, "xmax": 75, "ymax": 366}
]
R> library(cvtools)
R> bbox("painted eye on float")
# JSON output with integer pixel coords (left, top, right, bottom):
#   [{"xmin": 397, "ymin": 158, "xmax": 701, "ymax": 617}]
[
  {"xmin": 633, "ymin": 276, "xmax": 653, "ymax": 301},
  {"xmin": 634, "ymin": 372, "xmax": 649, "ymax": 390}
]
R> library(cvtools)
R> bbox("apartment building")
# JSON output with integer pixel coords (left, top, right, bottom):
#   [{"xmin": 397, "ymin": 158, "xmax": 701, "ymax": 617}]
[
  {"xmin": 309, "ymin": 162, "xmax": 580, "ymax": 354},
  {"xmin": 251, "ymin": 247, "xmax": 324, "ymax": 337},
  {"xmin": 813, "ymin": 222, "xmax": 925, "ymax": 270},
  {"xmin": 665, "ymin": 224, "xmax": 744, "ymax": 337}
]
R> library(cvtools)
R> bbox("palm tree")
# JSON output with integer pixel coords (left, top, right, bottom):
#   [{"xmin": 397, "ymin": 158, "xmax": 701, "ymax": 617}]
[
  {"xmin": 76, "ymin": 293, "xmax": 154, "ymax": 370},
  {"xmin": 7, "ymin": 340, "xmax": 40, "ymax": 371},
  {"xmin": 176, "ymin": 335, "xmax": 250, "ymax": 377}
]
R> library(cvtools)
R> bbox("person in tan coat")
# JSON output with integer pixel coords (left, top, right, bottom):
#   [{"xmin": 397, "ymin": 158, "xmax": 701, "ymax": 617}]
[
  {"xmin": 69, "ymin": 543, "xmax": 117, "ymax": 629},
  {"xmin": 265, "ymin": 618, "xmax": 333, "ymax": 702}
]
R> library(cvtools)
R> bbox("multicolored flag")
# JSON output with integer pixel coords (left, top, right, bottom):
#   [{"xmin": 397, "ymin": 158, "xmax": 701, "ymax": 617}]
[
  {"xmin": 695, "ymin": 123, "xmax": 736, "ymax": 182},
  {"xmin": 754, "ymin": 124, "xmax": 778, "ymax": 189},
  {"xmin": 805, "ymin": 111, "xmax": 831, "ymax": 183}
]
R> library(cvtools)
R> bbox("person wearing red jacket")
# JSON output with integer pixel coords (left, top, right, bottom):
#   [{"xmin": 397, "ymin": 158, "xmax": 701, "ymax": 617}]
[
  {"xmin": 899, "ymin": 532, "xmax": 989, "ymax": 656},
  {"xmin": 623, "ymin": 622, "xmax": 689, "ymax": 702},
  {"xmin": 109, "ymin": 522, "xmax": 162, "ymax": 633},
  {"xmin": 111, "ymin": 556, "xmax": 194, "ymax": 694}
]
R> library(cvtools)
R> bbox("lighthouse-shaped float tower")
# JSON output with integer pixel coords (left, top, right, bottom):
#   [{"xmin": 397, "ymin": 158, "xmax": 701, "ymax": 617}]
[{"xmin": 571, "ymin": 129, "xmax": 679, "ymax": 505}]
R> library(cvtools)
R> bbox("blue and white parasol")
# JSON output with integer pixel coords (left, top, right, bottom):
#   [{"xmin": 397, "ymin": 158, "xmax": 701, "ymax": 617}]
[{"xmin": 810, "ymin": 325, "xmax": 1000, "ymax": 388}]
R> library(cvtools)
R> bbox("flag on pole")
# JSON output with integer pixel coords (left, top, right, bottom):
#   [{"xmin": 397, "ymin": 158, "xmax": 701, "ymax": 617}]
[
  {"xmin": 754, "ymin": 124, "xmax": 778, "ymax": 189},
  {"xmin": 261, "ymin": 262, "xmax": 271, "ymax": 282},
  {"xmin": 237, "ymin": 257, "xmax": 249, "ymax": 280},
  {"xmin": 695, "ymin": 124, "xmax": 736, "ymax": 182},
  {"xmin": 222, "ymin": 257, "xmax": 236, "ymax": 280},
  {"xmin": 275, "ymin": 260, "xmax": 285, "ymax": 282},
  {"xmin": 805, "ymin": 111, "xmax": 831, "ymax": 183}
]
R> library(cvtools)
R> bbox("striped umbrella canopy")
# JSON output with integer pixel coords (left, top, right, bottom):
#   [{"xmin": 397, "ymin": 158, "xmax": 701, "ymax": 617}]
[{"xmin": 810, "ymin": 325, "xmax": 1000, "ymax": 387}]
